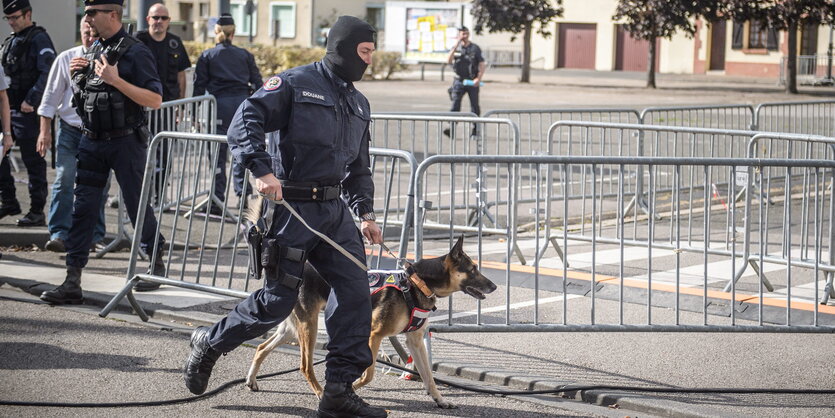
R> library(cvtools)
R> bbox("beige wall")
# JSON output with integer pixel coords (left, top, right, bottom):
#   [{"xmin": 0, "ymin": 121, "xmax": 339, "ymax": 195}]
[{"xmin": 28, "ymin": 0, "xmax": 77, "ymax": 54}]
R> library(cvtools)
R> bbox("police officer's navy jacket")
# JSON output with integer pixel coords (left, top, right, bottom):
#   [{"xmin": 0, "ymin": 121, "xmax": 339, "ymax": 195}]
[
  {"xmin": 1, "ymin": 24, "xmax": 55, "ymax": 109},
  {"xmin": 193, "ymin": 41, "xmax": 261, "ymax": 98},
  {"xmin": 227, "ymin": 60, "xmax": 374, "ymax": 217}
]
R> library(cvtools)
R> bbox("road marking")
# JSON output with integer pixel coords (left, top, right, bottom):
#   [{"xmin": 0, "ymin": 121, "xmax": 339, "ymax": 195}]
[{"xmin": 429, "ymin": 294, "xmax": 584, "ymax": 322}]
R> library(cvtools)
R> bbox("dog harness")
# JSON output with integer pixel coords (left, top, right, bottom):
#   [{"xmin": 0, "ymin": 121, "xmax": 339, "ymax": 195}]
[{"xmin": 368, "ymin": 269, "xmax": 435, "ymax": 333}]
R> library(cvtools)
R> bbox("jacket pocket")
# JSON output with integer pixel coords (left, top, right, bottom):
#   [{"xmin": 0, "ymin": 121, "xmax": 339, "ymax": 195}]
[{"xmin": 291, "ymin": 89, "xmax": 336, "ymax": 148}]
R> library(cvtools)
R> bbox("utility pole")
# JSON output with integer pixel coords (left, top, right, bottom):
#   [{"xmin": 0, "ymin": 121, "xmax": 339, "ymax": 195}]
[{"xmin": 246, "ymin": 0, "xmax": 255, "ymax": 44}]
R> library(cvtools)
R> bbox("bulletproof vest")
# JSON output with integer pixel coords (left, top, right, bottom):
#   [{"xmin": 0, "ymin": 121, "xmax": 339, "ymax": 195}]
[
  {"xmin": 1, "ymin": 25, "xmax": 46, "ymax": 108},
  {"xmin": 453, "ymin": 44, "xmax": 478, "ymax": 80},
  {"xmin": 73, "ymin": 34, "xmax": 143, "ymax": 133}
]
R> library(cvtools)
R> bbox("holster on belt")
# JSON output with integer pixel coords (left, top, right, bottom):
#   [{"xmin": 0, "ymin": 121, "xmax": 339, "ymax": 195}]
[
  {"xmin": 261, "ymin": 238, "xmax": 306, "ymax": 290},
  {"xmin": 246, "ymin": 222, "xmax": 263, "ymax": 280}
]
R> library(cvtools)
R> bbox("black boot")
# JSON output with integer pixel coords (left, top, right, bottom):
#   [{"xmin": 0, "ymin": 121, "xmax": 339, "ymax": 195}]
[
  {"xmin": 183, "ymin": 326, "xmax": 222, "ymax": 395},
  {"xmin": 317, "ymin": 381, "xmax": 388, "ymax": 418},
  {"xmin": 40, "ymin": 267, "xmax": 84, "ymax": 305},
  {"xmin": 136, "ymin": 249, "xmax": 165, "ymax": 292}
]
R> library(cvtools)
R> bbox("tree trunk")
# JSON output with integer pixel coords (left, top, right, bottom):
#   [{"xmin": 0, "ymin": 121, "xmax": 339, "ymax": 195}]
[
  {"xmin": 647, "ymin": 35, "xmax": 657, "ymax": 89},
  {"xmin": 521, "ymin": 22, "xmax": 532, "ymax": 83},
  {"xmin": 786, "ymin": 21, "xmax": 798, "ymax": 94}
]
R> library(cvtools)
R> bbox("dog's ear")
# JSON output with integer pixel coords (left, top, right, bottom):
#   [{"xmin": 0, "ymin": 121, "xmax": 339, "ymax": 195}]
[{"xmin": 449, "ymin": 234, "xmax": 464, "ymax": 261}]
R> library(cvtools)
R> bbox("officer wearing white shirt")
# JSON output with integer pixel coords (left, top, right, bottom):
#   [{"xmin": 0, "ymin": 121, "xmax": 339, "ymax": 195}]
[{"xmin": 36, "ymin": 19, "xmax": 106, "ymax": 253}]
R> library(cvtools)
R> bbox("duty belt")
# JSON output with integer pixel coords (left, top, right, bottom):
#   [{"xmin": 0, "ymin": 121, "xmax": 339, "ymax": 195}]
[
  {"xmin": 280, "ymin": 181, "xmax": 341, "ymax": 201},
  {"xmin": 82, "ymin": 127, "xmax": 136, "ymax": 141}
]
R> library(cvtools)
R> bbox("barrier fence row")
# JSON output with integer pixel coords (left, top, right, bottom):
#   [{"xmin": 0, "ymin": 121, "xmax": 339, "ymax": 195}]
[
  {"xmin": 97, "ymin": 132, "xmax": 835, "ymax": 336},
  {"xmin": 414, "ymin": 155, "xmax": 835, "ymax": 334}
]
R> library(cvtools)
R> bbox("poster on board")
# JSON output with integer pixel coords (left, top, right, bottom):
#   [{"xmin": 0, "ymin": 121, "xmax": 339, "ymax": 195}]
[{"xmin": 404, "ymin": 7, "xmax": 461, "ymax": 62}]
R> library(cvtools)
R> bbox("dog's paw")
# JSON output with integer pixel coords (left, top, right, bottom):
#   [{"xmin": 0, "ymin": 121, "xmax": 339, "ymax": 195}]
[
  {"xmin": 246, "ymin": 380, "xmax": 259, "ymax": 392},
  {"xmin": 435, "ymin": 399, "xmax": 457, "ymax": 409}
]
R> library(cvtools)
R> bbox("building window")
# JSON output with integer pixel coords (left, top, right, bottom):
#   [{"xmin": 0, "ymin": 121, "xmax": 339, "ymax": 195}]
[
  {"xmin": 230, "ymin": 1, "xmax": 258, "ymax": 37},
  {"xmin": 748, "ymin": 20, "xmax": 768, "ymax": 49},
  {"xmin": 199, "ymin": 2, "xmax": 209, "ymax": 19},
  {"xmin": 366, "ymin": 4, "xmax": 384, "ymax": 30},
  {"xmin": 269, "ymin": 2, "xmax": 296, "ymax": 39}
]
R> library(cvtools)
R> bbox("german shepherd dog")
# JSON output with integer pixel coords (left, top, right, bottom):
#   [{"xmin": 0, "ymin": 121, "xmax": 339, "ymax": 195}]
[{"xmin": 243, "ymin": 197, "xmax": 497, "ymax": 408}]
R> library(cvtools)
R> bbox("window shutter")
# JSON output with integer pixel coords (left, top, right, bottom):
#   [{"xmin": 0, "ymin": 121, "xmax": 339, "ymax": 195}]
[
  {"xmin": 732, "ymin": 22, "xmax": 744, "ymax": 50},
  {"xmin": 766, "ymin": 27, "xmax": 778, "ymax": 51}
]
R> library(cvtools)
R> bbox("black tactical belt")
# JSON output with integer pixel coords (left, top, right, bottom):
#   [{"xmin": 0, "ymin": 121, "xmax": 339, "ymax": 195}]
[
  {"xmin": 82, "ymin": 127, "xmax": 136, "ymax": 140},
  {"xmin": 280, "ymin": 181, "xmax": 341, "ymax": 201}
]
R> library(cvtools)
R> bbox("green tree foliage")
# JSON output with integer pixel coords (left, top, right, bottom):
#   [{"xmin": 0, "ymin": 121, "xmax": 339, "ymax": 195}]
[
  {"xmin": 471, "ymin": 0, "xmax": 563, "ymax": 83},
  {"xmin": 613, "ymin": 0, "xmax": 707, "ymax": 88},
  {"xmin": 723, "ymin": 0, "xmax": 835, "ymax": 94}
]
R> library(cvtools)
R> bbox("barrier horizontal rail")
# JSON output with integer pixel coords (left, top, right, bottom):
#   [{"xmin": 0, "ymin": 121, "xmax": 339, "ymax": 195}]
[
  {"xmin": 640, "ymin": 104, "xmax": 755, "ymax": 130},
  {"xmin": 99, "ymin": 130, "xmax": 417, "ymax": 320},
  {"xmin": 413, "ymin": 154, "xmax": 835, "ymax": 334}
]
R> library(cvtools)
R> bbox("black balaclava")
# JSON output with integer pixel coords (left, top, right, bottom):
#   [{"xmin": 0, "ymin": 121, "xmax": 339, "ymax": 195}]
[{"xmin": 323, "ymin": 16, "xmax": 376, "ymax": 82}]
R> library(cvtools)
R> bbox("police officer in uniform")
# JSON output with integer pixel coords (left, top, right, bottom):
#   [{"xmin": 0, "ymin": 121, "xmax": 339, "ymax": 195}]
[
  {"xmin": 40, "ymin": 0, "xmax": 167, "ymax": 305},
  {"xmin": 0, "ymin": 0, "xmax": 55, "ymax": 226},
  {"xmin": 446, "ymin": 26, "xmax": 485, "ymax": 116},
  {"xmin": 183, "ymin": 16, "xmax": 387, "ymax": 418},
  {"xmin": 193, "ymin": 12, "xmax": 261, "ymax": 210},
  {"xmin": 136, "ymin": 3, "xmax": 190, "ymax": 104}
]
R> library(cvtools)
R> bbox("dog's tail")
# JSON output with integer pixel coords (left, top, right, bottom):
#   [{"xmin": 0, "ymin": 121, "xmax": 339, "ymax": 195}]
[{"xmin": 245, "ymin": 194, "xmax": 265, "ymax": 226}]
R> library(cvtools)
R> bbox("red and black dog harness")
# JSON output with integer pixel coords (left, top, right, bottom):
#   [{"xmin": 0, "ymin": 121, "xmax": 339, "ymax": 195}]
[{"xmin": 368, "ymin": 269, "xmax": 436, "ymax": 333}]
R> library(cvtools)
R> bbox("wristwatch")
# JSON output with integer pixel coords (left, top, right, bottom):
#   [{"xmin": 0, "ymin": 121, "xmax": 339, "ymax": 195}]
[{"xmin": 360, "ymin": 212, "xmax": 376, "ymax": 222}]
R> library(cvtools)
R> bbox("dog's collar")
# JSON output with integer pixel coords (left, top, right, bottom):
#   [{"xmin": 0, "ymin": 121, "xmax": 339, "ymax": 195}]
[{"xmin": 408, "ymin": 273, "xmax": 435, "ymax": 298}]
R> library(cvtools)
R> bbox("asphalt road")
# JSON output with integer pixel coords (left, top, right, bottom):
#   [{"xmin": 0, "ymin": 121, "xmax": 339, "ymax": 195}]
[{"xmin": 0, "ymin": 296, "xmax": 627, "ymax": 418}]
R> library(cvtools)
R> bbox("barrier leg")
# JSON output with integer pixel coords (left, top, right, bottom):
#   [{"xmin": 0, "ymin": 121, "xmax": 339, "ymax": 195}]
[
  {"xmin": 821, "ymin": 272, "xmax": 834, "ymax": 304},
  {"xmin": 98, "ymin": 277, "xmax": 150, "ymax": 321},
  {"xmin": 387, "ymin": 336, "xmax": 409, "ymax": 364}
]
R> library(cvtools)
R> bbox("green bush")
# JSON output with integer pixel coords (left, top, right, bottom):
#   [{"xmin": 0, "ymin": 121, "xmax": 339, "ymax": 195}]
[
  {"xmin": 367, "ymin": 51, "xmax": 410, "ymax": 80},
  {"xmin": 184, "ymin": 41, "xmax": 409, "ymax": 81}
]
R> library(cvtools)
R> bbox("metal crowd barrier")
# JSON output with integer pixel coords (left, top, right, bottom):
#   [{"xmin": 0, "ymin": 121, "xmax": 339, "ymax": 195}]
[
  {"xmin": 99, "ymin": 130, "xmax": 417, "ymax": 320},
  {"xmin": 741, "ymin": 132, "xmax": 835, "ymax": 302},
  {"xmin": 754, "ymin": 100, "xmax": 835, "ymax": 136},
  {"xmin": 96, "ymin": 95, "xmax": 218, "ymax": 258},
  {"xmin": 370, "ymin": 115, "xmax": 521, "ymax": 244},
  {"xmin": 414, "ymin": 155, "xmax": 835, "ymax": 334},
  {"xmin": 640, "ymin": 104, "xmax": 756, "ymax": 130}
]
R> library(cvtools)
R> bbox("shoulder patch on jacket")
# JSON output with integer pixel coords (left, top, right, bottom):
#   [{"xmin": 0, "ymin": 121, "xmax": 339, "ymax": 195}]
[{"xmin": 264, "ymin": 76, "xmax": 282, "ymax": 91}]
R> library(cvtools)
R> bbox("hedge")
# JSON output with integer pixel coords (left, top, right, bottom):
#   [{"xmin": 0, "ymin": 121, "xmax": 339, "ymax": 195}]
[{"xmin": 184, "ymin": 41, "xmax": 409, "ymax": 81}]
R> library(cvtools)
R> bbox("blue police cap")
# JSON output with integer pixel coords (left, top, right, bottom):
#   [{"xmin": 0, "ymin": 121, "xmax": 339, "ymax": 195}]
[
  {"xmin": 217, "ymin": 13, "xmax": 234, "ymax": 26},
  {"xmin": 3, "ymin": 0, "xmax": 30, "ymax": 15},
  {"xmin": 83, "ymin": 0, "xmax": 124, "ymax": 6}
]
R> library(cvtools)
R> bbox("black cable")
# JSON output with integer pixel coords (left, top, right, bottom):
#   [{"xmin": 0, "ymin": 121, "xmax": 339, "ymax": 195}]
[
  {"xmin": 0, "ymin": 359, "xmax": 327, "ymax": 408},
  {"xmin": 375, "ymin": 359, "xmax": 835, "ymax": 396}
]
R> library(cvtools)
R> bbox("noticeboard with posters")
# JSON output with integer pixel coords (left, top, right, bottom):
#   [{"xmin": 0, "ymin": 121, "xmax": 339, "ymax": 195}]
[{"xmin": 404, "ymin": 7, "xmax": 461, "ymax": 63}]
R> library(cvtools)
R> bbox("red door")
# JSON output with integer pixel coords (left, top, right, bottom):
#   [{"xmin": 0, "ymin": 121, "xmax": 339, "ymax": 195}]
[
  {"xmin": 558, "ymin": 23, "xmax": 597, "ymax": 69},
  {"xmin": 615, "ymin": 24, "xmax": 660, "ymax": 72}
]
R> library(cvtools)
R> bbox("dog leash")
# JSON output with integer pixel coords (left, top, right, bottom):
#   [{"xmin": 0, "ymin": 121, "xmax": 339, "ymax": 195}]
[{"xmin": 260, "ymin": 194, "xmax": 369, "ymax": 271}]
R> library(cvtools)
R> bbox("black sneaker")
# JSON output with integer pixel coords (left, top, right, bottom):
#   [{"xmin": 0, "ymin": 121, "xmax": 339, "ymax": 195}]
[
  {"xmin": 183, "ymin": 326, "xmax": 222, "ymax": 395},
  {"xmin": 45, "ymin": 237, "xmax": 66, "ymax": 252},
  {"xmin": 17, "ymin": 212, "xmax": 45, "ymax": 227},
  {"xmin": 0, "ymin": 204, "xmax": 22, "ymax": 220},
  {"xmin": 317, "ymin": 381, "xmax": 387, "ymax": 418}
]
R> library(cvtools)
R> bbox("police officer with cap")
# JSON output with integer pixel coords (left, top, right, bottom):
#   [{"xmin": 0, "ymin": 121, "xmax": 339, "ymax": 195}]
[
  {"xmin": 183, "ymin": 15, "xmax": 387, "ymax": 418},
  {"xmin": 40, "ymin": 0, "xmax": 167, "ymax": 305},
  {"xmin": 0, "ymin": 0, "xmax": 55, "ymax": 226},
  {"xmin": 193, "ymin": 12, "xmax": 261, "ymax": 210}
]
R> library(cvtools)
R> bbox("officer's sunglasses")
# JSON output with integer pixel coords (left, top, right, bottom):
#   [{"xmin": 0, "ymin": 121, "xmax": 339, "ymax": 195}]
[
  {"xmin": 149, "ymin": 16, "xmax": 171, "ymax": 21},
  {"xmin": 83, "ymin": 9, "xmax": 115, "ymax": 17},
  {"xmin": 2, "ymin": 13, "xmax": 24, "ymax": 21}
]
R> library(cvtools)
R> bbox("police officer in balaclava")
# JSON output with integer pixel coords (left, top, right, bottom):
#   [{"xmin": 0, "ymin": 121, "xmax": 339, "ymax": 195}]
[{"xmin": 184, "ymin": 16, "xmax": 387, "ymax": 417}]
